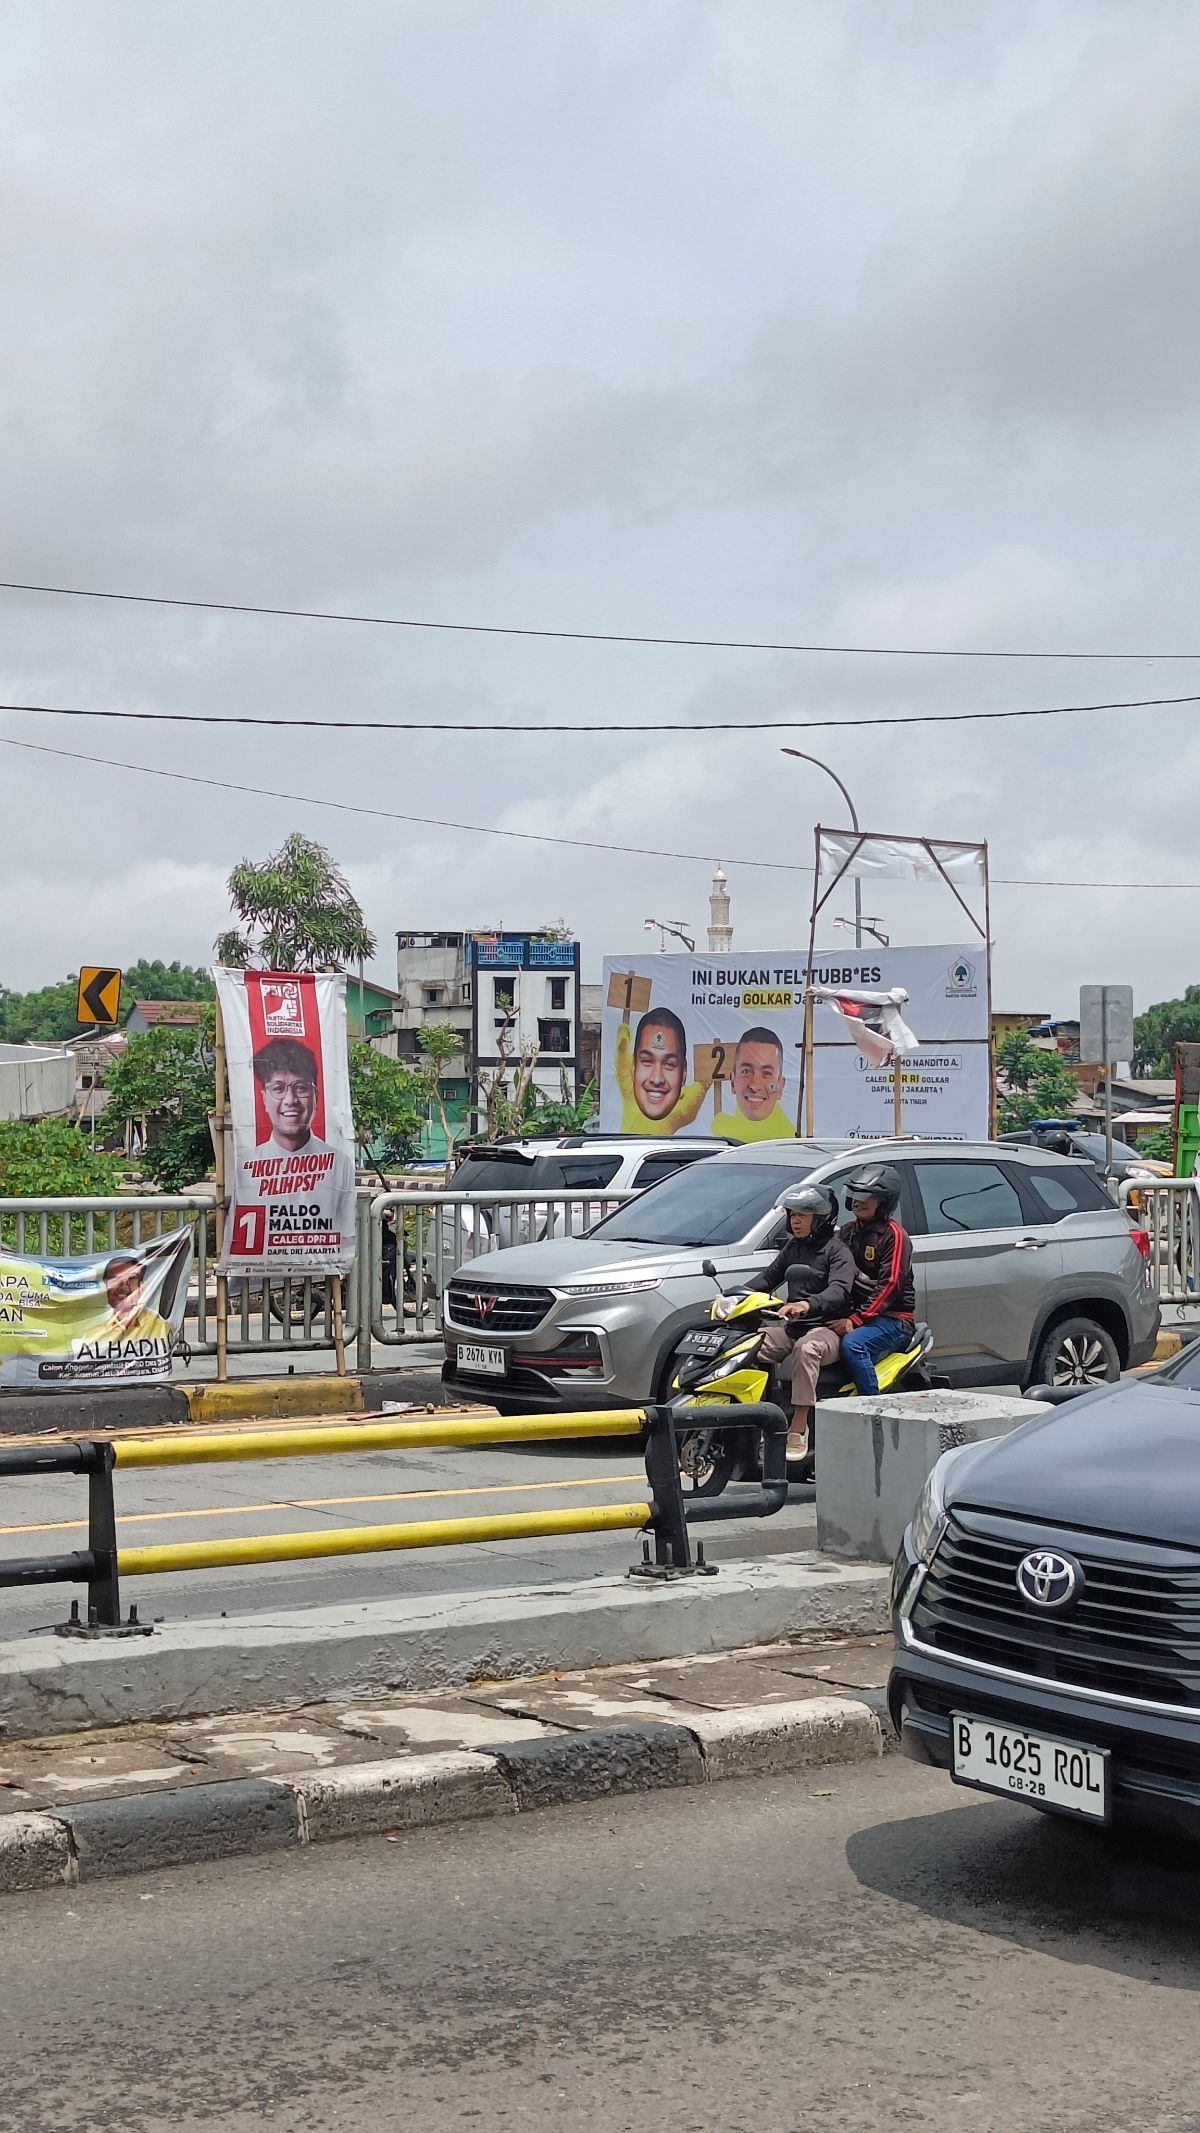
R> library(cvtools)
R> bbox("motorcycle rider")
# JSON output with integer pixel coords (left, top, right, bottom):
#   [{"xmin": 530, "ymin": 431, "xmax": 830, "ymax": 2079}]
[
  {"xmin": 752, "ymin": 1184, "xmax": 856, "ymax": 1466},
  {"xmin": 827, "ymin": 1162, "xmax": 916, "ymax": 1394}
]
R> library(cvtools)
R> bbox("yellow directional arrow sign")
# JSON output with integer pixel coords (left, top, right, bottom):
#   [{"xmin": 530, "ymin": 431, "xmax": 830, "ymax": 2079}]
[{"xmin": 76, "ymin": 966, "xmax": 122, "ymax": 1026}]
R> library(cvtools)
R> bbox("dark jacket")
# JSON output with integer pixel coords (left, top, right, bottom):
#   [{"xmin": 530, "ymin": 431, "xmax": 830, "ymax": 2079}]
[
  {"xmin": 840, "ymin": 1216, "xmax": 915, "ymax": 1326},
  {"xmin": 762, "ymin": 1232, "xmax": 856, "ymax": 1321}
]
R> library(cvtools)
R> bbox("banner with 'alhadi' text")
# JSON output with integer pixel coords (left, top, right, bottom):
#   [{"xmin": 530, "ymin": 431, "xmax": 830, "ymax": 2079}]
[
  {"xmin": 215, "ymin": 969, "xmax": 356, "ymax": 1274},
  {"xmin": 0, "ymin": 1229, "xmax": 192, "ymax": 1388}
]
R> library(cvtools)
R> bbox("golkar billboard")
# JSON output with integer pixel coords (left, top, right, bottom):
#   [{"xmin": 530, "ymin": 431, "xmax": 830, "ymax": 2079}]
[
  {"xmin": 215, "ymin": 970, "xmax": 357, "ymax": 1274},
  {"xmin": 600, "ymin": 945, "xmax": 988, "ymax": 1143}
]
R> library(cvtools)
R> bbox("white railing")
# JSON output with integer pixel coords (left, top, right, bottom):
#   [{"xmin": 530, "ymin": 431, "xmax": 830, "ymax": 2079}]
[{"xmin": 1119, "ymin": 1179, "xmax": 1199, "ymax": 1308}]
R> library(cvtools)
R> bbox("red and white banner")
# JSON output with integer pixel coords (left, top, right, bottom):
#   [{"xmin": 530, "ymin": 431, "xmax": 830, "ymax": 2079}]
[
  {"xmin": 808, "ymin": 985, "xmax": 919, "ymax": 1069},
  {"xmin": 214, "ymin": 970, "xmax": 356, "ymax": 1274}
]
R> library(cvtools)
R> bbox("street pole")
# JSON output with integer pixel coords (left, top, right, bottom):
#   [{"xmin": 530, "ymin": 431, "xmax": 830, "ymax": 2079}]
[
  {"xmin": 780, "ymin": 749, "xmax": 862, "ymax": 947},
  {"xmin": 1102, "ymin": 989, "xmax": 1114, "ymax": 1178}
]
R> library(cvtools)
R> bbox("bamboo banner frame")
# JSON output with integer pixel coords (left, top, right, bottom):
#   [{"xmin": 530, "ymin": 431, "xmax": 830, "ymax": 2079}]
[{"xmin": 796, "ymin": 824, "xmax": 993, "ymax": 1140}]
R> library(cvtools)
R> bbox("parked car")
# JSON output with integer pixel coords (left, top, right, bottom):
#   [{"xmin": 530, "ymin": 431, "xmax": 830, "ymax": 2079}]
[
  {"xmin": 440, "ymin": 1137, "xmax": 1160, "ymax": 1414},
  {"xmin": 430, "ymin": 1134, "xmax": 721, "ymax": 1287},
  {"xmin": 998, "ymin": 1124, "xmax": 1170, "ymax": 1184},
  {"xmin": 889, "ymin": 1339, "xmax": 1200, "ymax": 1830}
]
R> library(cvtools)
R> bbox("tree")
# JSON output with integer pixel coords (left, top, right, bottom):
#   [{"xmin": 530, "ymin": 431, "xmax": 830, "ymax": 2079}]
[
  {"xmin": 120, "ymin": 960, "xmax": 213, "ymax": 1015},
  {"xmin": 0, "ymin": 1118, "xmax": 119, "ymax": 1198},
  {"xmin": 1132, "ymin": 988, "xmax": 1200, "ymax": 1077},
  {"xmin": 104, "ymin": 1012, "xmax": 216, "ymax": 1192},
  {"xmin": 415, "ymin": 1021, "xmax": 467, "ymax": 1159},
  {"xmin": 995, "ymin": 1032, "xmax": 1083, "ymax": 1132},
  {"xmin": 0, "ymin": 1119, "xmax": 120, "ymax": 1250},
  {"xmin": 0, "ymin": 959, "xmax": 212, "ymax": 1045},
  {"xmin": 215, "ymin": 832, "xmax": 376, "ymax": 971},
  {"xmin": 348, "ymin": 1045, "xmax": 427, "ymax": 1180}
]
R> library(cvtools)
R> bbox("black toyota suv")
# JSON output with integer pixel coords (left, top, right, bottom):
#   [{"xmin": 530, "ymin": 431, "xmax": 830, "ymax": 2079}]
[{"xmin": 889, "ymin": 1339, "xmax": 1200, "ymax": 1831}]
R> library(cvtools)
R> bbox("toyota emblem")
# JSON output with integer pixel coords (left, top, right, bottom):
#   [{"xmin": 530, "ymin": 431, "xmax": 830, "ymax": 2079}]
[{"xmin": 1015, "ymin": 1549, "xmax": 1082, "ymax": 1611}]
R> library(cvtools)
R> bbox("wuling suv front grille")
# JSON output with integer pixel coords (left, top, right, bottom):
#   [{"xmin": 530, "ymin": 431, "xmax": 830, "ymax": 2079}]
[
  {"xmin": 445, "ymin": 1281, "xmax": 555, "ymax": 1334},
  {"xmin": 910, "ymin": 1509, "xmax": 1200, "ymax": 1711}
]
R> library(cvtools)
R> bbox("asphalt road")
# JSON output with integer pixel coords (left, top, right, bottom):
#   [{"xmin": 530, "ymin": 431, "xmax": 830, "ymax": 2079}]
[
  {"xmin": 0, "ymin": 1432, "xmax": 817, "ymax": 1635},
  {"xmin": 4, "ymin": 1758, "xmax": 1200, "ymax": 2131}
]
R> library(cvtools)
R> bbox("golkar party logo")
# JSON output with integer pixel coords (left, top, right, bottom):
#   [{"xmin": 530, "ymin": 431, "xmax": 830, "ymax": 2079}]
[
  {"xmin": 261, "ymin": 980, "xmax": 306, "ymax": 1037},
  {"xmin": 947, "ymin": 958, "xmax": 976, "ymax": 996}
]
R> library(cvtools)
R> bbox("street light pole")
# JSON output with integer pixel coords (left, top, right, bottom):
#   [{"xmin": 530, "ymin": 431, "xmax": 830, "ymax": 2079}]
[{"xmin": 780, "ymin": 748, "xmax": 862, "ymax": 948}]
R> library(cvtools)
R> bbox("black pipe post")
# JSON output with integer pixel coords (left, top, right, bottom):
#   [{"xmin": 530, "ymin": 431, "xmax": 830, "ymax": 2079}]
[
  {"xmin": 85, "ymin": 1442, "xmax": 121, "ymax": 1628},
  {"xmin": 643, "ymin": 1404, "xmax": 690, "ymax": 1570}
]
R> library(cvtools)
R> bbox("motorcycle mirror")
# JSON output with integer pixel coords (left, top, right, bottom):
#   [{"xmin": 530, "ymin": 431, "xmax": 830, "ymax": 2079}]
[{"xmin": 701, "ymin": 1258, "xmax": 717, "ymax": 1280}]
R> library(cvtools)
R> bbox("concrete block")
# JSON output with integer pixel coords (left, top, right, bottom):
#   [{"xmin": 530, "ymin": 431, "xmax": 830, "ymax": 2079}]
[
  {"xmin": 0, "ymin": 1811, "xmax": 75, "ymax": 1893},
  {"xmin": 0, "ymin": 1383, "xmax": 188, "ymax": 1436},
  {"xmin": 0, "ymin": 1557, "xmax": 890, "ymax": 1738},
  {"xmin": 816, "ymin": 1390, "xmax": 1046, "ymax": 1564},
  {"xmin": 490, "ymin": 1721, "xmax": 705, "ymax": 1809},
  {"xmin": 58, "ymin": 1777, "xmax": 298, "ymax": 1882},
  {"xmin": 685, "ymin": 1694, "xmax": 882, "ymax": 1781},
  {"xmin": 294, "ymin": 1751, "xmax": 513, "ymax": 1843}
]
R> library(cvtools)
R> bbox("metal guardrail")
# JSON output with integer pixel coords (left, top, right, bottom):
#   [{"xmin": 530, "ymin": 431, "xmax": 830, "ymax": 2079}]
[
  {"xmin": 362, "ymin": 1187, "xmax": 635, "ymax": 1354},
  {"xmin": 1119, "ymin": 1178, "xmax": 1199, "ymax": 1308},
  {"xmin": 0, "ymin": 1186, "xmax": 633, "ymax": 1371},
  {"xmin": 0, "ymin": 1192, "xmax": 366, "ymax": 1362},
  {"xmin": 0, "ymin": 1401, "xmax": 789, "ymax": 1627}
]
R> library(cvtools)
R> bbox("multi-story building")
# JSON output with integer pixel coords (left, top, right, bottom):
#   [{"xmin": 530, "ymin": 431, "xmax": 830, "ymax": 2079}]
[{"xmin": 470, "ymin": 933, "xmax": 581, "ymax": 1109}]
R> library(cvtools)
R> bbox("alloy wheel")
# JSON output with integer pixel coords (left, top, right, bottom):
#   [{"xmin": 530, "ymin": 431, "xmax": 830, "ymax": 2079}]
[{"xmin": 1049, "ymin": 1333, "xmax": 1109, "ymax": 1386}]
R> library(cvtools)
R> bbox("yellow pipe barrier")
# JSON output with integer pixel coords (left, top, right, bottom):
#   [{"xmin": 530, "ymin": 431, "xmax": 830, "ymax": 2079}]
[
  {"xmin": 113, "ymin": 1410, "xmax": 646, "ymax": 1469},
  {"xmin": 117, "ymin": 1500, "xmax": 651, "ymax": 1576}
]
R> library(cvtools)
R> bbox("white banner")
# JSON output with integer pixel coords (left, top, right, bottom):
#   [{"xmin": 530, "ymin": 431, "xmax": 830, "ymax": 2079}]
[
  {"xmin": 215, "ymin": 969, "xmax": 357, "ymax": 1274},
  {"xmin": 818, "ymin": 831, "xmax": 986, "ymax": 885},
  {"xmin": 600, "ymin": 945, "xmax": 988, "ymax": 1143}
]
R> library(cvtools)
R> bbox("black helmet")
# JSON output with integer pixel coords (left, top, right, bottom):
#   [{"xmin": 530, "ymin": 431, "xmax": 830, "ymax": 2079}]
[
  {"xmin": 779, "ymin": 1183, "xmax": 838, "ymax": 1239},
  {"xmin": 843, "ymin": 1162, "xmax": 901, "ymax": 1217}
]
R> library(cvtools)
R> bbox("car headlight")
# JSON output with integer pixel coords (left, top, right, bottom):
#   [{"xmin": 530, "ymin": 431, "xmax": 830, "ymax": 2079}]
[
  {"xmin": 909, "ymin": 1449, "xmax": 959, "ymax": 1564},
  {"xmin": 554, "ymin": 1276, "xmax": 663, "ymax": 1298}
]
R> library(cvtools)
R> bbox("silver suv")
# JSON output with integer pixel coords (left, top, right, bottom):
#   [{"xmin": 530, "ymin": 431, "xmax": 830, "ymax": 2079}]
[{"xmin": 441, "ymin": 1137, "xmax": 1160, "ymax": 1414}]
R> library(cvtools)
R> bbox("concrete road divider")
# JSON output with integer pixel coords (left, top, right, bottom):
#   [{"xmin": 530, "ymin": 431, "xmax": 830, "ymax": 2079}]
[{"xmin": 0, "ymin": 1692, "xmax": 883, "ymax": 1893}]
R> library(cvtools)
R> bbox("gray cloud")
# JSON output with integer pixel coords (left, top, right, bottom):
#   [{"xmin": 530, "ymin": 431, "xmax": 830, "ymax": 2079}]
[{"xmin": 1, "ymin": 0, "xmax": 1197, "ymax": 1020}]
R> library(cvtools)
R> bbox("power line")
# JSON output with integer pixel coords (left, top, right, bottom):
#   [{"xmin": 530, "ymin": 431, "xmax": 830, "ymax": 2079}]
[
  {"xmin": 2, "ymin": 575, "xmax": 1199, "ymax": 662},
  {"xmin": 1, "ymin": 729, "xmax": 1197, "ymax": 891},
  {"xmin": 1, "ymin": 688, "xmax": 1200, "ymax": 732}
]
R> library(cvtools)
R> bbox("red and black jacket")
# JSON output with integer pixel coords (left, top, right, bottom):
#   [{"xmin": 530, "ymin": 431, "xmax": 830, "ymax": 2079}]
[{"xmin": 839, "ymin": 1216, "xmax": 914, "ymax": 1327}]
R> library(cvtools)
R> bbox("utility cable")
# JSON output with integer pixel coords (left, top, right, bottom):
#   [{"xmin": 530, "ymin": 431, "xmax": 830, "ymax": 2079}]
[
  {"xmin": 1, "ymin": 730, "xmax": 1196, "ymax": 891},
  {"xmin": 1, "ymin": 576, "xmax": 1198, "ymax": 662}
]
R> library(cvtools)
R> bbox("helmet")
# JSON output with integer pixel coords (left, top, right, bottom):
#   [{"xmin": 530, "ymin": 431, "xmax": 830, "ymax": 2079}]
[
  {"xmin": 779, "ymin": 1183, "xmax": 838, "ymax": 1239},
  {"xmin": 843, "ymin": 1162, "xmax": 901, "ymax": 1217}
]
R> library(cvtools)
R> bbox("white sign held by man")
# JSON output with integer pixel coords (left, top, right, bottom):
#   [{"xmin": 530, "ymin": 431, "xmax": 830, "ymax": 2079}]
[{"xmin": 214, "ymin": 969, "xmax": 357, "ymax": 1274}]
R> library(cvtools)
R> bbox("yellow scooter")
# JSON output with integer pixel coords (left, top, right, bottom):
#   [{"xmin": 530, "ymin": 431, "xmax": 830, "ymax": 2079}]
[{"xmin": 669, "ymin": 1257, "xmax": 934, "ymax": 1496}]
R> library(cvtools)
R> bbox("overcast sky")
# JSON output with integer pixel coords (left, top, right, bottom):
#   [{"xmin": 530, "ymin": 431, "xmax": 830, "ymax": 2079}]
[{"xmin": 2, "ymin": 0, "xmax": 1199, "ymax": 1015}]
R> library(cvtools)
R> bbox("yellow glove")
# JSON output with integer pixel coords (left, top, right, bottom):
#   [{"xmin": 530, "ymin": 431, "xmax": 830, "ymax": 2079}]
[{"xmin": 614, "ymin": 1023, "xmax": 712, "ymax": 1137}]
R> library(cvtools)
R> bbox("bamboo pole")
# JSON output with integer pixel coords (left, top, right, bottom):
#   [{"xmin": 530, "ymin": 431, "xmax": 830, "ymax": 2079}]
[
  {"xmin": 803, "ymin": 991, "xmax": 815, "ymax": 1137},
  {"xmin": 213, "ymin": 991, "xmax": 229, "ymax": 1384},
  {"xmin": 331, "ymin": 1272, "xmax": 347, "ymax": 1376}
]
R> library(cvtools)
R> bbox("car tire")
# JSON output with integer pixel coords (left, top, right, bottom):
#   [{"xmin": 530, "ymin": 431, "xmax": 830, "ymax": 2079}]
[{"xmin": 1030, "ymin": 1315, "xmax": 1121, "ymax": 1390}]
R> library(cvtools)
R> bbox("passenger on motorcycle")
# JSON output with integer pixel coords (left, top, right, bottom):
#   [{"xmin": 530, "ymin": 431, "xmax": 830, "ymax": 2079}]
[
  {"xmin": 826, "ymin": 1163, "xmax": 916, "ymax": 1395},
  {"xmin": 753, "ymin": 1185, "xmax": 856, "ymax": 1465}
]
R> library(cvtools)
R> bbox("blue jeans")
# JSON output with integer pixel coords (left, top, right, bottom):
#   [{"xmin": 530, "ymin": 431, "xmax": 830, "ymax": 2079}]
[{"xmin": 840, "ymin": 1317, "xmax": 911, "ymax": 1396}]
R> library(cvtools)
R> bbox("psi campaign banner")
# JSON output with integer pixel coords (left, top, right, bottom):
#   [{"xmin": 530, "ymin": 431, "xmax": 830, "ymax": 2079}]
[
  {"xmin": 600, "ymin": 945, "xmax": 989, "ymax": 1143},
  {"xmin": 215, "ymin": 969, "xmax": 357, "ymax": 1275},
  {"xmin": 0, "ymin": 1229, "xmax": 192, "ymax": 1388}
]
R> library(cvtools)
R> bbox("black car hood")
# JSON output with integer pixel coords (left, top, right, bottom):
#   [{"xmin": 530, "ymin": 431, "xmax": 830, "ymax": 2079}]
[{"xmin": 947, "ymin": 1382, "xmax": 1200, "ymax": 1549}]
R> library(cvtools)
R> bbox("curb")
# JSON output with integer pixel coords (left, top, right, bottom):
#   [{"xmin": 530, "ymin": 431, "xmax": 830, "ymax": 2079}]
[
  {"xmin": 0, "ymin": 1367, "xmax": 460, "ymax": 1438},
  {"xmin": 1153, "ymin": 1330, "xmax": 1185, "ymax": 1363},
  {"xmin": 0, "ymin": 1695, "xmax": 883, "ymax": 1894}
]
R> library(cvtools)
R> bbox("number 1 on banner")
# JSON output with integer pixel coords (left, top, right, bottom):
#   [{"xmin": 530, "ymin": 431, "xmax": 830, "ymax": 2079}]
[{"xmin": 230, "ymin": 1206, "xmax": 266, "ymax": 1256}]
